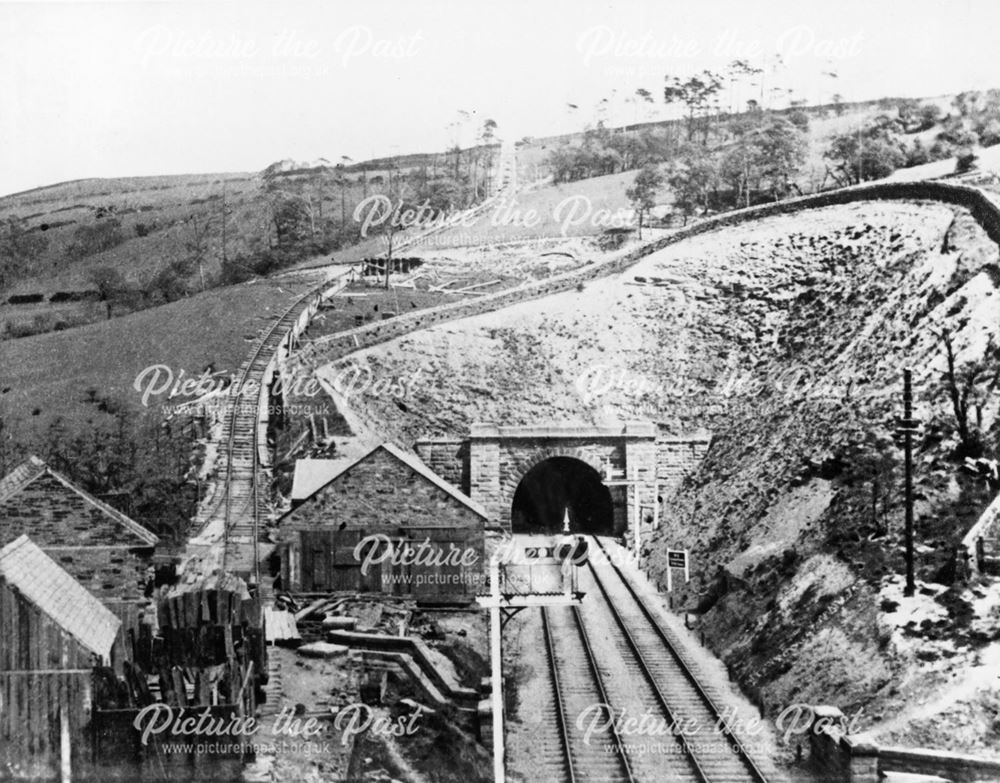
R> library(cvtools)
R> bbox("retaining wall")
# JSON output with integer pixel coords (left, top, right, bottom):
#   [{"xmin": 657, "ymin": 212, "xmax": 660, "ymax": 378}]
[{"xmin": 812, "ymin": 724, "xmax": 1000, "ymax": 783}]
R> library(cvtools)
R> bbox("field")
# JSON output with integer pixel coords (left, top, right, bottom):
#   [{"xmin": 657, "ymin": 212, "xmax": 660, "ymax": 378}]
[
  {"xmin": 0, "ymin": 268, "xmax": 328, "ymax": 436},
  {"xmin": 408, "ymin": 170, "xmax": 642, "ymax": 246},
  {"xmin": 516, "ymin": 95, "xmax": 959, "ymax": 193},
  {"xmin": 0, "ymin": 149, "xmax": 495, "ymax": 297},
  {"xmin": 0, "ymin": 173, "xmax": 261, "ymax": 294}
]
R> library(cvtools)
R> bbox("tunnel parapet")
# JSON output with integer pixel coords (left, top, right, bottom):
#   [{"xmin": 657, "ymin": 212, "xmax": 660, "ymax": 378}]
[{"xmin": 414, "ymin": 422, "xmax": 711, "ymax": 541}]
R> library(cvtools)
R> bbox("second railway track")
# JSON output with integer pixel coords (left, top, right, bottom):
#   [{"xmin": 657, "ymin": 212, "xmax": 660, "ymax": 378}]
[{"xmin": 580, "ymin": 535, "xmax": 770, "ymax": 783}]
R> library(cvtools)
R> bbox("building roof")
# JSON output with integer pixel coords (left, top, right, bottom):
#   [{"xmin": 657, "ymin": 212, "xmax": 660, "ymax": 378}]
[
  {"xmin": 289, "ymin": 443, "xmax": 488, "ymax": 520},
  {"xmin": 291, "ymin": 458, "xmax": 346, "ymax": 501},
  {"xmin": 0, "ymin": 535, "xmax": 121, "ymax": 660},
  {"xmin": 0, "ymin": 456, "xmax": 159, "ymax": 547}
]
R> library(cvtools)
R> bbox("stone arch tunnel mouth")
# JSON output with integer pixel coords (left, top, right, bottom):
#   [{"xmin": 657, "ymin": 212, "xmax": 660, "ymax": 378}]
[{"xmin": 510, "ymin": 456, "xmax": 616, "ymax": 536}]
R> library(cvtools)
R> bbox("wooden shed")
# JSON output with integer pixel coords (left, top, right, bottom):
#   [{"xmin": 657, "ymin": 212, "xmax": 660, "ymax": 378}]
[
  {"xmin": 0, "ymin": 535, "xmax": 121, "ymax": 780},
  {"xmin": 279, "ymin": 443, "xmax": 487, "ymax": 603}
]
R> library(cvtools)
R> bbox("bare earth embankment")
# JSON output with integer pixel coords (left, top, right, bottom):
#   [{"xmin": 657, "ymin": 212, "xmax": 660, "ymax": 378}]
[{"xmin": 312, "ymin": 199, "xmax": 1000, "ymax": 760}]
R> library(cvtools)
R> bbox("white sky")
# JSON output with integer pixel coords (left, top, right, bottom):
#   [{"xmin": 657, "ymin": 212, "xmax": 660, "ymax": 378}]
[{"xmin": 1, "ymin": 0, "xmax": 997, "ymax": 196}]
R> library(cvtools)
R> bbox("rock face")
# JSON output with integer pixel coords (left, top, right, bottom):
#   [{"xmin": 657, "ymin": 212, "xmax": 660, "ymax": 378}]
[
  {"xmin": 320, "ymin": 201, "xmax": 987, "ymax": 439},
  {"xmin": 320, "ymin": 200, "xmax": 1000, "ymax": 738}
]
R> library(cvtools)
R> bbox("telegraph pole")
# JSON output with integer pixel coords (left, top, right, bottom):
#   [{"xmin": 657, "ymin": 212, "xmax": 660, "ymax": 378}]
[{"xmin": 901, "ymin": 369, "xmax": 918, "ymax": 596}]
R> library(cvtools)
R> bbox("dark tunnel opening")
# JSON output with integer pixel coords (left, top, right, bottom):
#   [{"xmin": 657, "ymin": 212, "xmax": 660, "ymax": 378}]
[{"xmin": 510, "ymin": 457, "xmax": 615, "ymax": 535}]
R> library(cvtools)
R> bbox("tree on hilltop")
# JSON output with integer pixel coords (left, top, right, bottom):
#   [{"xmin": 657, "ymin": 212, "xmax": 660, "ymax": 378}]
[
  {"xmin": 664, "ymin": 70, "xmax": 724, "ymax": 144},
  {"xmin": 626, "ymin": 164, "xmax": 665, "ymax": 239}
]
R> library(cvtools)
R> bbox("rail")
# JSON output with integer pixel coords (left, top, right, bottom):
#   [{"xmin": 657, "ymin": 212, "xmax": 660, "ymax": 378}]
[
  {"xmin": 589, "ymin": 536, "xmax": 769, "ymax": 783},
  {"xmin": 206, "ymin": 184, "xmax": 515, "ymax": 582},
  {"xmin": 541, "ymin": 607, "xmax": 577, "ymax": 783},
  {"xmin": 542, "ymin": 604, "xmax": 637, "ymax": 783}
]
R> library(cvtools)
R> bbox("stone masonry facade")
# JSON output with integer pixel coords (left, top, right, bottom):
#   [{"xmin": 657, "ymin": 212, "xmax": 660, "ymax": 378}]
[
  {"xmin": 281, "ymin": 446, "xmax": 485, "ymax": 533},
  {"xmin": 0, "ymin": 469, "xmax": 157, "ymax": 603},
  {"xmin": 415, "ymin": 422, "xmax": 712, "ymax": 541}
]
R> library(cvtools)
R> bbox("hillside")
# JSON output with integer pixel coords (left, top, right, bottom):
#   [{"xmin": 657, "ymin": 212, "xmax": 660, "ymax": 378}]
[
  {"xmin": 2, "ymin": 92, "xmax": 987, "ymax": 349},
  {"xmin": 301, "ymin": 197, "xmax": 1000, "ymax": 755},
  {"xmin": 0, "ymin": 142, "xmax": 501, "ymax": 339},
  {"xmin": 0, "ymin": 267, "xmax": 329, "ymax": 435},
  {"xmin": 514, "ymin": 95, "xmax": 957, "ymax": 187}
]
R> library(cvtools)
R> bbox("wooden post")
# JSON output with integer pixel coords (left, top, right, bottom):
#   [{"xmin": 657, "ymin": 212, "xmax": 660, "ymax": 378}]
[
  {"xmin": 488, "ymin": 557, "xmax": 504, "ymax": 783},
  {"xmin": 632, "ymin": 463, "xmax": 641, "ymax": 562},
  {"xmin": 60, "ymin": 706, "xmax": 71, "ymax": 783}
]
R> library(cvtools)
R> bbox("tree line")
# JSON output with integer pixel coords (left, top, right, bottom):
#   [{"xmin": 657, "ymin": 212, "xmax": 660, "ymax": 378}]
[
  {"xmin": 1, "ymin": 115, "xmax": 501, "ymax": 331},
  {"xmin": 559, "ymin": 74, "xmax": 1000, "ymax": 230}
]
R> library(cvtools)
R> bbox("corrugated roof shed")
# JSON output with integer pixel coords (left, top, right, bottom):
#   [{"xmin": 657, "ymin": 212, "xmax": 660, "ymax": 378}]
[
  {"xmin": 0, "ymin": 456, "xmax": 158, "ymax": 546},
  {"xmin": 0, "ymin": 535, "xmax": 121, "ymax": 660}
]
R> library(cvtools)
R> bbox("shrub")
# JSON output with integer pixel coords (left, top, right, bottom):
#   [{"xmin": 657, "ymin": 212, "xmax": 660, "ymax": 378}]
[
  {"xmin": 66, "ymin": 218, "xmax": 124, "ymax": 260},
  {"xmin": 906, "ymin": 139, "xmax": 930, "ymax": 167},
  {"xmin": 6, "ymin": 293, "xmax": 45, "ymax": 305}
]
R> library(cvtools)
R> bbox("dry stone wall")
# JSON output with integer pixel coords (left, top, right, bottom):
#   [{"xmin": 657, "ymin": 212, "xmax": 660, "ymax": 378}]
[{"xmin": 295, "ymin": 181, "xmax": 1000, "ymax": 375}]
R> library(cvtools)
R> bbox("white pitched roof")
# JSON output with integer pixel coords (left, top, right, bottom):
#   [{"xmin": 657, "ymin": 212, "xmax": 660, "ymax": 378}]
[
  {"xmin": 0, "ymin": 535, "xmax": 121, "ymax": 660},
  {"xmin": 291, "ymin": 459, "xmax": 345, "ymax": 501}
]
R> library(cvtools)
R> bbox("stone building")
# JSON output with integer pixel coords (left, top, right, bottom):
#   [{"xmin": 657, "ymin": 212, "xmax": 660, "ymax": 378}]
[
  {"xmin": 0, "ymin": 456, "xmax": 159, "ymax": 602},
  {"xmin": 279, "ymin": 443, "xmax": 487, "ymax": 602},
  {"xmin": 0, "ymin": 456, "xmax": 159, "ymax": 665}
]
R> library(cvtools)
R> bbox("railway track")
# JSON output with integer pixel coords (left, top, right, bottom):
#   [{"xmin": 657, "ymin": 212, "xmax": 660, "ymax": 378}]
[
  {"xmin": 184, "ymin": 171, "xmax": 521, "ymax": 588},
  {"xmin": 540, "ymin": 604, "xmax": 634, "ymax": 783},
  {"xmin": 580, "ymin": 536, "xmax": 769, "ymax": 783},
  {"xmin": 180, "ymin": 143, "xmax": 530, "ymax": 589},
  {"xmin": 183, "ymin": 272, "xmax": 350, "ymax": 586}
]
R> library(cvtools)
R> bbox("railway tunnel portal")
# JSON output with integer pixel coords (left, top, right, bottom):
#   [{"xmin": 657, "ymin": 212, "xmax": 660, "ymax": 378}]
[
  {"xmin": 415, "ymin": 422, "xmax": 712, "ymax": 542},
  {"xmin": 511, "ymin": 456, "xmax": 616, "ymax": 535}
]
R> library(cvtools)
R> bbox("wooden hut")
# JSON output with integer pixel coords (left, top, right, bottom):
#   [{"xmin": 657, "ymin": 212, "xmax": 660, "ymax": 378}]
[{"xmin": 0, "ymin": 535, "xmax": 121, "ymax": 780}]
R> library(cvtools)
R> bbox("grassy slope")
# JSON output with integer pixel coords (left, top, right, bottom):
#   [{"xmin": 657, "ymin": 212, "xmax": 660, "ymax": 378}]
[
  {"xmin": 421, "ymin": 170, "xmax": 640, "ymax": 246},
  {"xmin": 0, "ymin": 149, "xmax": 489, "ymax": 298},
  {"xmin": 516, "ymin": 95, "xmax": 959, "ymax": 198},
  {"xmin": 0, "ymin": 173, "xmax": 260, "ymax": 294},
  {"xmin": 0, "ymin": 269, "xmax": 325, "ymax": 435}
]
